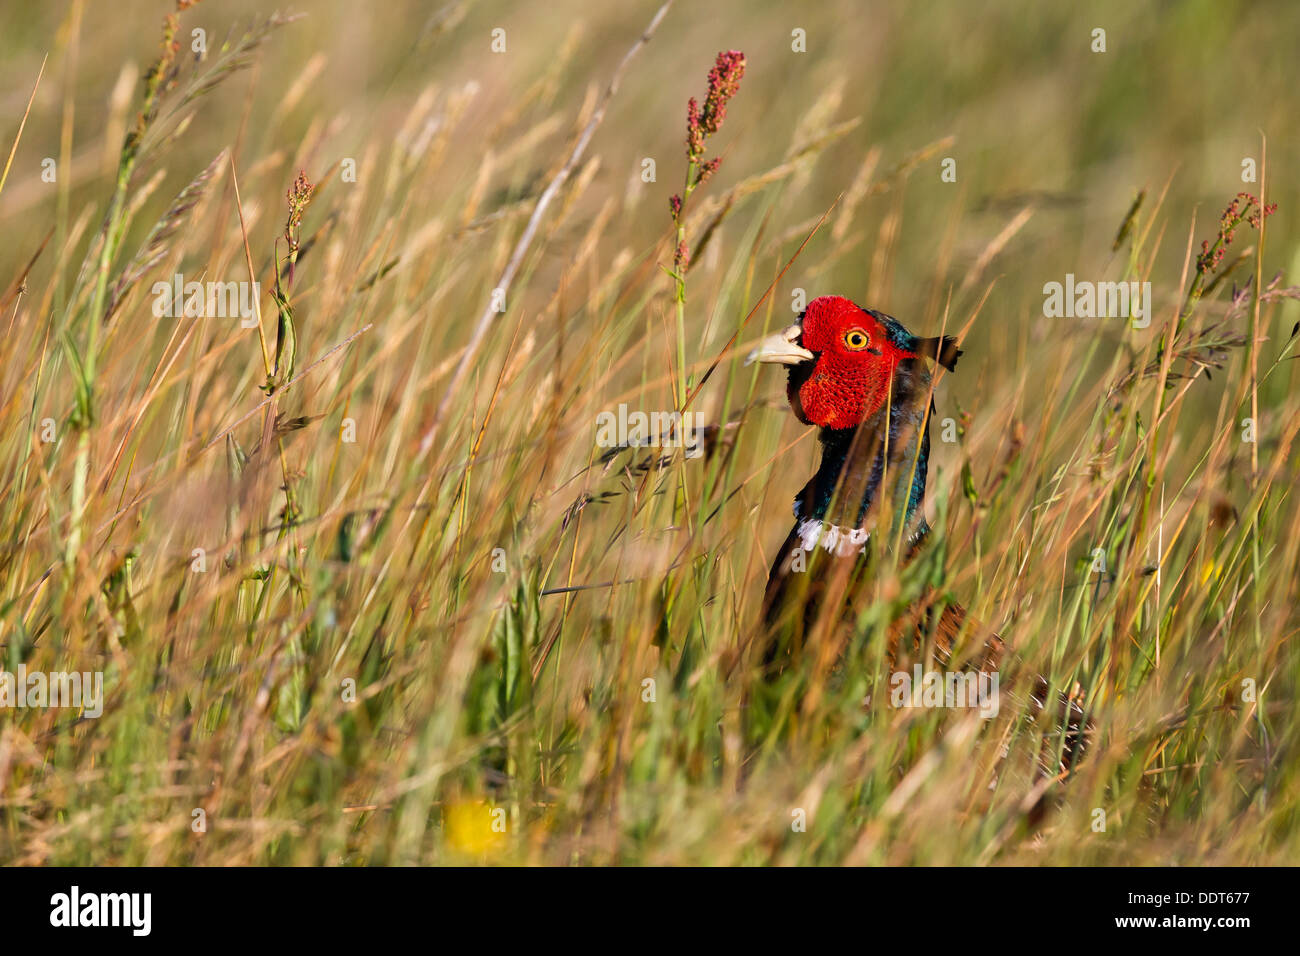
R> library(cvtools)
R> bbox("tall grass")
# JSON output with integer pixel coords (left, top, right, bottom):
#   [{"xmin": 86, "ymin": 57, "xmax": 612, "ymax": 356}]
[{"xmin": 0, "ymin": 0, "xmax": 1297, "ymax": 864}]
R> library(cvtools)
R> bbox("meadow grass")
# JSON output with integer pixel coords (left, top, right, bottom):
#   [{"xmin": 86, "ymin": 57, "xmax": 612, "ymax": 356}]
[{"xmin": 0, "ymin": 0, "xmax": 1297, "ymax": 864}]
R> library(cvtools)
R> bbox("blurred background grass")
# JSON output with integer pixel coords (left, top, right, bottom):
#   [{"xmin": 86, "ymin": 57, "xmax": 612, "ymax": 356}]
[{"xmin": 0, "ymin": 0, "xmax": 1297, "ymax": 864}]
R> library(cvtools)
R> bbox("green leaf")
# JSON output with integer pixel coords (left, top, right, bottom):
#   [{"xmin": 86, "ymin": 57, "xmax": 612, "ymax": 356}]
[
  {"xmin": 271, "ymin": 285, "xmax": 297, "ymax": 387},
  {"xmin": 961, "ymin": 459, "xmax": 978, "ymax": 505}
]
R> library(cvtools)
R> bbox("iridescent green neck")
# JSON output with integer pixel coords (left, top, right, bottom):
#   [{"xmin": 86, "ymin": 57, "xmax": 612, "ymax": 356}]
[{"xmin": 794, "ymin": 357, "xmax": 933, "ymax": 545}]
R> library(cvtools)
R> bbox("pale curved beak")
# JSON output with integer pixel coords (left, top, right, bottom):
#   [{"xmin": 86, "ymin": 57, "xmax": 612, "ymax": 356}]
[{"xmin": 745, "ymin": 324, "xmax": 814, "ymax": 366}]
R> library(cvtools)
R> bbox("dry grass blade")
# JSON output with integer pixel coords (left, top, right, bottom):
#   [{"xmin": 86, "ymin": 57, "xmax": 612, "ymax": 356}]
[
  {"xmin": 0, "ymin": 53, "xmax": 45, "ymax": 200},
  {"xmin": 105, "ymin": 150, "xmax": 225, "ymax": 321},
  {"xmin": 420, "ymin": 0, "xmax": 676, "ymax": 454}
]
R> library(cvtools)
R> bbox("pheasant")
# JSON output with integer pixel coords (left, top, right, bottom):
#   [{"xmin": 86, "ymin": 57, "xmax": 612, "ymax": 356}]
[{"xmin": 745, "ymin": 295, "xmax": 1088, "ymax": 778}]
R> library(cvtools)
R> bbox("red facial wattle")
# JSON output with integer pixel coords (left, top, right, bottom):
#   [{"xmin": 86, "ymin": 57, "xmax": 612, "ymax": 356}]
[{"xmin": 789, "ymin": 296, "xmax": 915, "ymax": 431}]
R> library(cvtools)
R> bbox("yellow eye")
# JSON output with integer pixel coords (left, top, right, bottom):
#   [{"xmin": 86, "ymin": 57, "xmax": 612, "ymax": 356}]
[{"xmin": 843, "ymin": 329, "xmax": 870, "ymax": 350}]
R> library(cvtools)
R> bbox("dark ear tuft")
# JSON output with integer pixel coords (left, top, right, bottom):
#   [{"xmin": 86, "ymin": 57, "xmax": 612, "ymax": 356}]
[{"xmin": 916, "ymin": 335, "xmax": 962, "ymax": 372}]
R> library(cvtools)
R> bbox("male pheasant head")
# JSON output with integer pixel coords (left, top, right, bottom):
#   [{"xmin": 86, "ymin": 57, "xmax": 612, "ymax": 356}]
[{"xmin": 747, "ymin": 295, "xmax": 960, "ymax": 430}]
